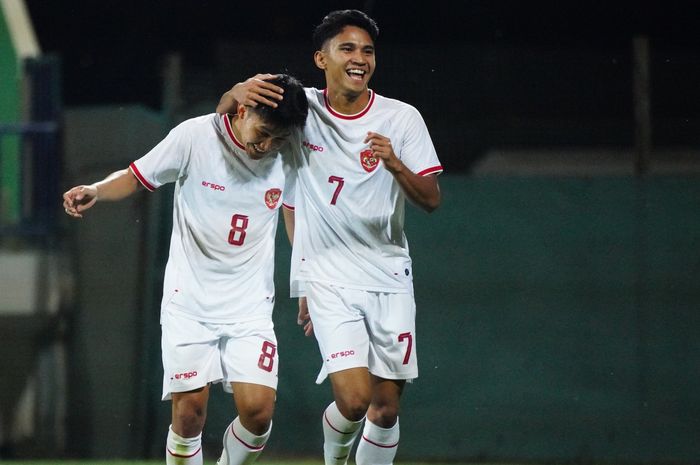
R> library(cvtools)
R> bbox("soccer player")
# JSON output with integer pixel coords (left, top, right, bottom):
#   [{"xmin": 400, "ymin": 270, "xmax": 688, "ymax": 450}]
[
  {"xmin": 63, "ymin": 74, "xmax": 308, "ymax": 465},
  {"xmin": 216, "ymin": 10, "xmax": 442, "ymax": 465}
]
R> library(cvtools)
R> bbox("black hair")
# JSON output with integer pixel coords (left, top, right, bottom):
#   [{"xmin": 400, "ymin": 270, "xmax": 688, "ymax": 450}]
[
  {"xmin": 252, "ymin": 74, "xmax": 308, "ymax": 130},
  {"xmin": 312, "ymin": 9, "xmax": 379, "ymax": 51}
]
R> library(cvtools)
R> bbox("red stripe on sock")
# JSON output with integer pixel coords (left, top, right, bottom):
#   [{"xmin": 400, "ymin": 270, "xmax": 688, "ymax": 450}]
[
  {"xmin": 361, "ymin": 435, "xmax": 399, "ymax": 448},
  {"xmin": 230, "ymin": 423, "xmax": 265, "ymax": 451},
  {"xmin": 324, "ymin": 411, "xmax": 357, "ymax": 435},
  {"xmin": 166, "ymin": 447, "xmax": 202, "ymax": 458}
]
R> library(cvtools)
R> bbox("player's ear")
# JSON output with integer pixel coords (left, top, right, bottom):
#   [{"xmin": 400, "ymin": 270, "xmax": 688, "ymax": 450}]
[
  {"xmin": 237, "ymin": 103, "xmax": 247, "ymax": 119},
  {"xmin": 314, "ymin": 50, "xmax": 326, "ymax": 70}
]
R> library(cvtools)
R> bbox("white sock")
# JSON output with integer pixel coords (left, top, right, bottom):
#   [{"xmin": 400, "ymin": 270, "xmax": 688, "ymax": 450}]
[
  {"xmin": 322, "ymin": 402, "xmax": 364, "ymax": 465},
  {"xmin": 217, "ymin": 416, "xmax": 271, "ymax": 465},
  {"xmin": 355, "ymin": 418, "xmax": 400, "ymax": 465},
  {"xmin": 166, "ymin": 425, "xmax": 203, "ymax": 465}
]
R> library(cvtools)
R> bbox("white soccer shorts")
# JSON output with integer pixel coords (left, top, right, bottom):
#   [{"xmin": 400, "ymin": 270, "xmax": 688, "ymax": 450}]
[
  {"xmin": 305, "ymin": 281, "xmax": 418, "ymax": 383},
  {"xmin": 160, "ymin": 311, "xmax": 278, "ymax": 400}
]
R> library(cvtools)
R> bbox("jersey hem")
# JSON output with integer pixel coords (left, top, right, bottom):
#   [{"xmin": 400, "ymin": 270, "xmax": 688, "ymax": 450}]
[
  {"xmin": 162, "ymin": 306, "xmax": 274, "ymax": 325},
  {"xmin": 291, "ymin": 276, "xmax": 412, "ymax": 295}
]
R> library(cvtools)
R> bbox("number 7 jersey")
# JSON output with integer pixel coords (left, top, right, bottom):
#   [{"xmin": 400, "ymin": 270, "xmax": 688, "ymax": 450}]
[
  {"xmin": 288, "ymin": 88, "xmax": 443, "ymax": 296},
  {"xmin": 130, "ymin": 113, "xmax": 291, "ymax": 323}
]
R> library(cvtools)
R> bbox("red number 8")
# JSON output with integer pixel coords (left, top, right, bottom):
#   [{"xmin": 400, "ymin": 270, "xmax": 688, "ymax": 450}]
[
  {"xmin": 228, "ymin": 214, "xmax": 249, "ymax": 246},
  {"xmin": 258, "ymin": 341, "xmax": 277, "ymax": 372}
]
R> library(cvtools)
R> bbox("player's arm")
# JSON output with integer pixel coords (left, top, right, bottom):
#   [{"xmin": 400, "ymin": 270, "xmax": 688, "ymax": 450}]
[
  {"xmin": 364, "ymin": 131, "xmax": 441, "ymax": 213},
  {"xmin": 282, "ymin": 205, "xmax": 295, "ymax": 244},
  {"xmin": 282, "ymin": 205, "xmax": 313, "ymax": 336},
  {"xmin": 216, "ymin": 74, "xmax": 285, "ymax": 114},
  {"xmin": 62, "ymin": 168, "xmax": 141, "ymax": 218}
]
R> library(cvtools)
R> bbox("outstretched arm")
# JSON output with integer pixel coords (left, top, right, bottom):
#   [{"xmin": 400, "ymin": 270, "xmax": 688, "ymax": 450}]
[
  {"xmin": 216, "ymin": 73, "xmax": 285, "ymax": 114},
  {"xmin": 62, "ymin": 168, "xmax": 141, "ymax": 218},
  {"xmin": 364, "ymin": 132, "xmax": 442, "ymax": 213}
]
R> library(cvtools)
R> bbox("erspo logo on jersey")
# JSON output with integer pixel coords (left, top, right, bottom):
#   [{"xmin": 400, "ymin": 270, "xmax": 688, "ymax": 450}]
[
  {"xmin": 328, "ymin": 350, "xmax": 355, "ymax": 360},
  {"xmin": 264, "ymin": 188, "xmax": 282, "ymax": 209},
  {"xmin": 202, "ymin": 181, "xmax": 226, "ymax": 191},
  {"xmin": 360, "ymin": 149, "xmax": 380, "ymax": 173},
  {"xmin": 303, "ymin": 140, "xmax": 324, "ymax": 152}
]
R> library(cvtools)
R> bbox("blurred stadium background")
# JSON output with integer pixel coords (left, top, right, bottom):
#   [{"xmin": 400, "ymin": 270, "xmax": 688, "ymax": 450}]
[{"xmin": 1, "ymin": 0, "xmax": 698, "ymax": 463}]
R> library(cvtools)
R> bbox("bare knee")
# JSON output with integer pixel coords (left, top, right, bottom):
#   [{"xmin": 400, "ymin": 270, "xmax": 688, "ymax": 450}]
[
  {"xmin": 237, "ymin": 400, "xmax": 274, "ymax": 435},
  {"xmin": 367, "ymin": 402, "xmax": 399, "ymax": 427},
  {"xmin": 233, "ymin": 384, "xmax": 276, "ymax": 435},
  {"xmin": 366, "ymin": 378, "xmax": 404, "ymax": 427},
  {"xmin": 172, "ymin": 402, "xmax": 207, "ymax": 437},
  {"xmin": 172, "ymin": 391, "xmax": 208, "ymax": 437},
  {"xmin": 336, "ymin": 392, "xmax": 372, "ymax": 421}
]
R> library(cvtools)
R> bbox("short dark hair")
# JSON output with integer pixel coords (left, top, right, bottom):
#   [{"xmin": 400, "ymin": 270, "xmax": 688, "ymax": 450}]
[
  {"xmin": 251, "ymin": 74, "xmax": 308, "ymax": 130},
  {"xmin": 312, "ymin": 9, "xmax": 379, "ymax": 51}
]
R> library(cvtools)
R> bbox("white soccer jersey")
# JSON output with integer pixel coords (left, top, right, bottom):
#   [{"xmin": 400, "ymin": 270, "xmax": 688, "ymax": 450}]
[
  {"xmin": 130, "ymin": 113, "xmax": 291, "ymax": 323},
  {"xmin": 288, "ymin": 88, "xmax": 442, "ymax": 295}
]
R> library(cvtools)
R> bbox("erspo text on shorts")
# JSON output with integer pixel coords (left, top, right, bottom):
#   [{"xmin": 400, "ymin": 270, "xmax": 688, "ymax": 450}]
[{"xmin": 171, "ymin": 370, "xmax": 198, "ymax": 380}]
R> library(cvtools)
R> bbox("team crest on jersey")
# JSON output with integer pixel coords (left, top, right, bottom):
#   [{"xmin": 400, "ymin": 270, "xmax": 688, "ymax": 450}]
[
  {"xmin": 264, "ymin": 188, "xmax": 282, "ymax": 209},
  {"xmin": 360, "ymin": 149, "xmax": 379, "ymax": 173}
]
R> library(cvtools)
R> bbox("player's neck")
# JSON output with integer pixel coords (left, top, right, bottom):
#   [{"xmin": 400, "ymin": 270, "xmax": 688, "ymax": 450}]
[
  {"xmin": 326, "ymin": 88, "xmax": 371, "ymax": 115},
  {"xmin": 227, "ymin": 114, "xmax": 244, "ymax": 145}
]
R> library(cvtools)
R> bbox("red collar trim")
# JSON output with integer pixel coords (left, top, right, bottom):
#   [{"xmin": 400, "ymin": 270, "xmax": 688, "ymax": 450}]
[
  {"xmin": 222, "ymin": 113, "xmax": 245, "ymax": 150},
  {"xmin": 323, "ymin": 89, "xmax": 375, "ymax": 120}
]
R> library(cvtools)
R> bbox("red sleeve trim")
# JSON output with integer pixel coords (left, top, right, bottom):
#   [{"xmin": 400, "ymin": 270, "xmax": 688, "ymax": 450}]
[
  {"xmin": 129, "ymin": 162, "xmax": 156, "ymax": 192},
  {"xmin": 417, "ymin": 165, "xmax": 443, "ymax": 176},
  {"xmin": 282, "ymin": 202, "xmax": 295, "ymax": 210}
]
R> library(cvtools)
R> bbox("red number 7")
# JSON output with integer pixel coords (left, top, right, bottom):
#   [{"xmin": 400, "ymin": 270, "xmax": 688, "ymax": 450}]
[
  {"xmin": 398, "ymin": 332, "xmax": 413, "ymax": 365},
  {"xmin": 328, "ymin": 175, "xmax": 344, "ymax": 205}
]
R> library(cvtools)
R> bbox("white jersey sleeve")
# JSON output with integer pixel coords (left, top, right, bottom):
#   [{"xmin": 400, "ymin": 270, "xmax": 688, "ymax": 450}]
[
  {"xmin": 130, "ymin": 124, "xmax": 191, "ymax": 191},
  {"xmin": 394, "ymin": 105, "xmax": 442, "ymax": 177}
]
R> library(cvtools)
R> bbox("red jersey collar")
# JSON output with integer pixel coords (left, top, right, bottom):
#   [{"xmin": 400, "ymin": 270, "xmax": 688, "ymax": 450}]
[
  {"xmin": 222, "ymin": 113, "xmax": 246, "ymax": 150},
  {"xmin": 323, "ymin": 89, "xmax": 375, "ymax": 120}
]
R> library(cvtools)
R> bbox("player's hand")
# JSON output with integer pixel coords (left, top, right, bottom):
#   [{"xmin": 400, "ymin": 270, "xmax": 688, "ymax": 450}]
[
  {"xmin": 296, "ymin": 297, "xmax": 314, "ymax": 337},
  {"xmin": 62, "ymin": 185, "xmax": 98, "ymax": 218},
  {"xmin": 364, "ymin": 131, "xmax": 402, "ymax": 173},
  {"xmin": 216, "ymin": 74, "xmax": 284, "ymax": 114}
]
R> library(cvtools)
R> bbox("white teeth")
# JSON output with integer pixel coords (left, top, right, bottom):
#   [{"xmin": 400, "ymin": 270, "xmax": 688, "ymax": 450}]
[{"xmin": 347, "ymin": 69, "xmax": 365, "ymax": 75}]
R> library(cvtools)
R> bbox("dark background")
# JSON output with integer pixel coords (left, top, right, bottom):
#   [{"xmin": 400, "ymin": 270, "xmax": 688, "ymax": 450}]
[
  {"xmin": 24, "ymin": 1, "xmax": 700, "ymax": 173},
  {"xmin": 25, "ymin": 0, "xmax": 700, "ymax": 108}
]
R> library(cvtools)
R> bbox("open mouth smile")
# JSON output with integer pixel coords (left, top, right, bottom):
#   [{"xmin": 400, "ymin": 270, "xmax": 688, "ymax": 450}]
[{"xmin": 347, "ymin": 68, "xmax": 366, "ymax": 81}]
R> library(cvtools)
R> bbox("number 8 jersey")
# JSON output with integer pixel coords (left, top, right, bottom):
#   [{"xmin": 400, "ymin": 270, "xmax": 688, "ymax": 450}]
[
  {"xmin": 287, "ymin": 88, "xmax": 443, "ymax": 296},
  {"xmin": 130, "ymin": 113, "xmax": 292, "ymax": 323}
]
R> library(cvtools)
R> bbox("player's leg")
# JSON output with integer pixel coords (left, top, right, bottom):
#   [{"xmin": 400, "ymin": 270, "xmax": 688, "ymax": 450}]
[
  {"xmin": 217, "ymin": 318, "xmax": 278, "ymax": 465},
  {"xmin": 355, "ymin": 291, "xmax": 417, "ymax": 465},
  {"xmin": 355, "ymin": 376, "xmax": 404, "ymax": 465},
  {"xmin": 305, "ymin": 282, "xmax": 373, "ymax": 465},
  {"xmin": 218, "ymin": 382, "xmax": 276, "ymax": 465},
  {"xmin": 323, "ymin": 368, "xmax": 372, "ymax": 465},
  {"xmin": 162, "ymin": 312, "xmax": 225, "ymax": 465},
  {"xmin": 167, "ymin": 387, "xmax": 210, "ymax": 465}
]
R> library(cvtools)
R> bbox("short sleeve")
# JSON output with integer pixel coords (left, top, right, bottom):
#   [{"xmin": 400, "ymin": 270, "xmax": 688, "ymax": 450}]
[
  {"xmin": 397, "ymin": 106, "xmax": 443, "ymax": 177},
  {"xmin": 130, "ymin": 123, "xmax": 192, "ymax": 191}
]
